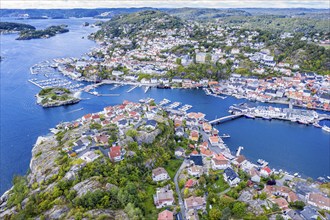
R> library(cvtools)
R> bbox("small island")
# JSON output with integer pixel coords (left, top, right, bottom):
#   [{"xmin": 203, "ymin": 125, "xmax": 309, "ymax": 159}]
[
  {"xmin": 16, "ymin": 25, "xmax": 69, "ymax": 40},
  {"xmin": 36, "ymin": 87, "xmax": 80, "ymax": 107},
  {"xmin": 0, "ymin": 22, "xmax": 36, "ymax": 34}
]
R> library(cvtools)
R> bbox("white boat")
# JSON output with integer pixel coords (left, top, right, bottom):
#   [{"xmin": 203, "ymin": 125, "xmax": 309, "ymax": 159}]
[
  {"xmin": 245, "ymin": 114, "xmax": 255, "ymax": 119},
  {"xmin": 220, "ymin": 134, "xmax": 230, "ymax": 138},
  {"xmin": 313, "ymin": 122, "xmax": 322, "ymax": 128},
  {"xmin": 91, "ymin": 91, "xmax": 99, "ymax": 96},
  {"xmin": 322, "ymin": 125, "xmax": 330, "ymax": 133},
  {"xmin": 262, "ymin": 115, "xmax": 272, "ymax": 120}
]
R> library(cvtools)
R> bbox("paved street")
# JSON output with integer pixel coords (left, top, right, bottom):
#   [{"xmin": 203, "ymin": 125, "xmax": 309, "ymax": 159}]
[{"xmin": 174, "ymin": 159, "xmax": 187, "ymax": 220}]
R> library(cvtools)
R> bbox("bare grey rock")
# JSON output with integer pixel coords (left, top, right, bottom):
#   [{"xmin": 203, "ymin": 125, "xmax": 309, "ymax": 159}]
[
  {"xmin": 29, "ymin": 136, "xmax": 60, "ymax": 185},
  {"xmin": 73, "ymin": 177, "xmax": 116, "ymax": 197},
  {"xmin": 136, "ymin": 129, "xmax": 161, "ymax": 144},
  {"xmin": 44, "ymin": 205, "xmax": 69, "ymax": 219}
]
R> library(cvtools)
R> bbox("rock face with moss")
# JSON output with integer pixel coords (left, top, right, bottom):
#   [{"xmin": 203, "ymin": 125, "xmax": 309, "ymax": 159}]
[{"xmin": 36, "ymin": 87, "xmax": 80, "ymax": 108}]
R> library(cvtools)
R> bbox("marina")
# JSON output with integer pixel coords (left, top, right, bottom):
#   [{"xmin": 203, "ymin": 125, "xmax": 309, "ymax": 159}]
[
  {"xmin": 28, "ymin": 78, "xmax": 85, "ymax": 92},
  {"xmin": 167, "ymin": 102, "xmax": 181, "ymax": 109}
]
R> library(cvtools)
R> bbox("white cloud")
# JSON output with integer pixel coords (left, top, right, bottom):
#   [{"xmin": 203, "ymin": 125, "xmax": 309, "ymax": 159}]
[{"xmin": 1, "ymin": 0, "xmax": 329, "ymax": 9}]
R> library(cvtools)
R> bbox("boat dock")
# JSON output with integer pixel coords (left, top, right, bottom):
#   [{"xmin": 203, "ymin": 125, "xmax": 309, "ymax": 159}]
[
  {"xmin": 109, "ymin": 84, "xmax": 122, "ymax": 90},
  {"xmin": 178, "ymin": 104, "xmax": 192, "ymax": 112},
  {"xmin": 28, "ymin": 79, "xmax": 43, "ymax": 88},
  {"xmin": 144, "ymin": 86, "xmax": 150, "ymax": 93},
  {"xmin": 127, "ymin": 85, "xmax": 138, "ymax": 93},
  {"xmin": 168, "ymin": 102, "xmax": 181, "ymax": 109},
  {"xmin": 159, "ymin": 99, "xmax": 171, "ymax": 106},
  {"xmin": 98, "ymin": 94, "xmax": 120, "ymax": 97}
]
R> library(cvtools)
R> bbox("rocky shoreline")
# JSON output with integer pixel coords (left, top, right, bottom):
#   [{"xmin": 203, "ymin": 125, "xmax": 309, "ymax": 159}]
[{"xmin": 38, "ymin": 98, "xmax": 80, "ymax": 108}]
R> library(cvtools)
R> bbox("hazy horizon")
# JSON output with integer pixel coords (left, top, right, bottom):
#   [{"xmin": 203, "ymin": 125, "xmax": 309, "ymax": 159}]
[{"xmin": 1, "ymin": 0, "xmax": 329, "ymax": 9}]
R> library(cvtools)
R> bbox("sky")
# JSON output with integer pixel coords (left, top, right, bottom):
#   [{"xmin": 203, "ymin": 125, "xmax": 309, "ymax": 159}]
[{"xmin": 1, "ymin": 0, "xmax": 329, "ymax": 9}]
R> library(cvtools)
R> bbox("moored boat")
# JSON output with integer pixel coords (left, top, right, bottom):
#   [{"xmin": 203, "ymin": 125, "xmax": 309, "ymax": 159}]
[
  {"xmin": 262, "ymin": 115, "xmax": 272, "ymax": 120},
  {"xmin": 245, "ymin": 114, "xmax": 255, "ymax": 119},
  {"xmin": 321, "ymin": 125, "xmax": 330, "ymax": 132}
]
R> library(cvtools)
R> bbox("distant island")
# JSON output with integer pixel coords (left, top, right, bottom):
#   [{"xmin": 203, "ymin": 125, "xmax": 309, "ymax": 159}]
[
  {"xmin": 16, "ymin": 24, "xmax": 69, "ymax": 40},
  {"xmin": 0, "ymin": 22, "xmax": 69, "ymax": 40},
  {"xmin": 36, "ymin": 87, "xmax": 80, "ymax": 107},
  {"xmin": 0, "ymin": 22, "xmax": 35, "ymax": 34}
]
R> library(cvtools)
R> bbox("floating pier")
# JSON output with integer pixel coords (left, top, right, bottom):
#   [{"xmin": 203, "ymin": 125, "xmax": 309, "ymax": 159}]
[
  {"xmin": 127, "ymin": 85, "xmax": 138, "ymax": 93},
  {"xmin": 144, "ymin": 86, "xmax": 150, "ymax": 93}
]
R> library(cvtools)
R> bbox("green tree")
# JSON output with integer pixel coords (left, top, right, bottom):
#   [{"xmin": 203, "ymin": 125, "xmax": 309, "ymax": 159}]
[
  {"xmin": 126, "ymin": 129, "xmax": 138, "ymax": 138},
  {"xmin": 232, "ymin": 202, "xmax": 246, "ymax": 218},
  {"xmin": 289, "ymin": 201, "xmax": 305, "ymax": 210},
  {"xmin": 209, "ymin": 208, "xmax": 222, "ymax": 220},
  {"xmin": 125, "ymin": 203, "xmax": 143, "ymax": 220}
]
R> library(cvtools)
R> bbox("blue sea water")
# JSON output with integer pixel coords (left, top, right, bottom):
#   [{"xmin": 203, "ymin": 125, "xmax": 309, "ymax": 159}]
[{"xmin": 1, "ymin": 18, "xmax": 329, "ymax": 195}]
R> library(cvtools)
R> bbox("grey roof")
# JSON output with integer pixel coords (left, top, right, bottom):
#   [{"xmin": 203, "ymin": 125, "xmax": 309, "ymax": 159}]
[
  {"xmin": 287, "ymin": 210, "xmax": 304, "ymax": 220},
  {"xmin": 300, "ymin": 206, "xmax": 319, "ymax": 220},
  {"xmin": 224, "ymin": 167, "xmax": 239, "ymax": 181}
]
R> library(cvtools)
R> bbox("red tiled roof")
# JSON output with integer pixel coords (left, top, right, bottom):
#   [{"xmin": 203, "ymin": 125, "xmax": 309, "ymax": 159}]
[{"xmin": 158, "ymin": 210, "xmax": 173, "ymax": 220}]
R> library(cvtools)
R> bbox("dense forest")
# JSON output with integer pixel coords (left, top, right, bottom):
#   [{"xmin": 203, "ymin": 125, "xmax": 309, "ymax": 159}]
[{"xmin": 93, "ymin": 10, "xmax": 184, "ymax": 40}]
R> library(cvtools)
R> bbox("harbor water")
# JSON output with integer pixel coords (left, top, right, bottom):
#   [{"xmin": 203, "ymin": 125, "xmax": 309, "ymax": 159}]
[{"xmin": 0, "ymin": 18, "xmax": 329, "ymax": 194}]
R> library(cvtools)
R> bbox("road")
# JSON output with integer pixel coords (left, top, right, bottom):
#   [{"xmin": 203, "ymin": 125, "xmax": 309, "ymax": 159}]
[
  {"xmin": 199, "ymin": 125, "xmax": 223, "ymax": 155},
  {"xmin": 174, "ymin": 159, "xmax": 187, "ymax": 220}
]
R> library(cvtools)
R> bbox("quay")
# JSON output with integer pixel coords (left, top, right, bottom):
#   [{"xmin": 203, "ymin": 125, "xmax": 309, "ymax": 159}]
[
  {"xmin": 229, "ymin": 103, "xmax": 330, "ymax": 126},
  {"xmin": 209, "ymin": 113, "xmax": 244, "ymax": 125}
]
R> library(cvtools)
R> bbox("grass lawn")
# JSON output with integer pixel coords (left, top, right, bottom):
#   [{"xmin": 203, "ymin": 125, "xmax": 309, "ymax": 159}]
[{"xmin": 164, "ymin": 158, "xmax": 184, "ymax": 179}]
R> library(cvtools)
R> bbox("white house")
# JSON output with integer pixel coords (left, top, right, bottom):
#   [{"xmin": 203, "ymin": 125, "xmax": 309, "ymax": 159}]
[
  {"xmin": 153, "ymin": 186, "xmax": 174, "ymax": 209},
  {"xmin": 152, "ymin": 167, "xmax": 170, "ymax": 182},
  {"xmin": 211, "ymin": 154, "xmax": 230, "ymax": 170},
  {"xmin": 188, "ymin": 165, "xmax": 203, "ymax": 177},
  {"xmin": 80, "ymin": 151, "xmax": 100, "ymax": 163}
]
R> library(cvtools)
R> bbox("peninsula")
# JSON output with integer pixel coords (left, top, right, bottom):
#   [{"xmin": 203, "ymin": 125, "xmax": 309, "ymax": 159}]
[{"xmin": 0, "ymin": 100, "xmax": 329, "ymax": 220}]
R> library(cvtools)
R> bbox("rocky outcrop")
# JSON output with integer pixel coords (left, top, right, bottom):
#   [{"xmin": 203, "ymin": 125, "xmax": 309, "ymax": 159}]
[
  {"xmin": 83, "ymin": 209, "xmax": 129, "ymax": 220},
  {"xmin": 136, "ymin": 128, "xmax": 161, "ymax": 144},
  {"xmin": 73, "ymin": 177, "xmax": 116, "ymax": 197},
  {"xmin": 43, "ymin": 205, "xmax": 70, "ymax": 219},
  {"xmin": 28, "ymin": 136, "xmax": 60, "ymax": 185}
]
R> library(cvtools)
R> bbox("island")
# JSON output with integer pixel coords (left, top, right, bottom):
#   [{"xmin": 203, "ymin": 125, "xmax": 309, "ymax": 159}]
[
  {"xmin": 0, "ymin": 22, "xmax": 36, "ymax": 34},
  {"xmin": 36, "ymin": 87, "xmax": 80, "ymax": 107},
  {"xmin": 1, "ymin": 100, "xmax": 329, "ymax": 219},
  {"xmin": 16, "ymin": 24, "xmax": 69, "ymax": 40}
]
